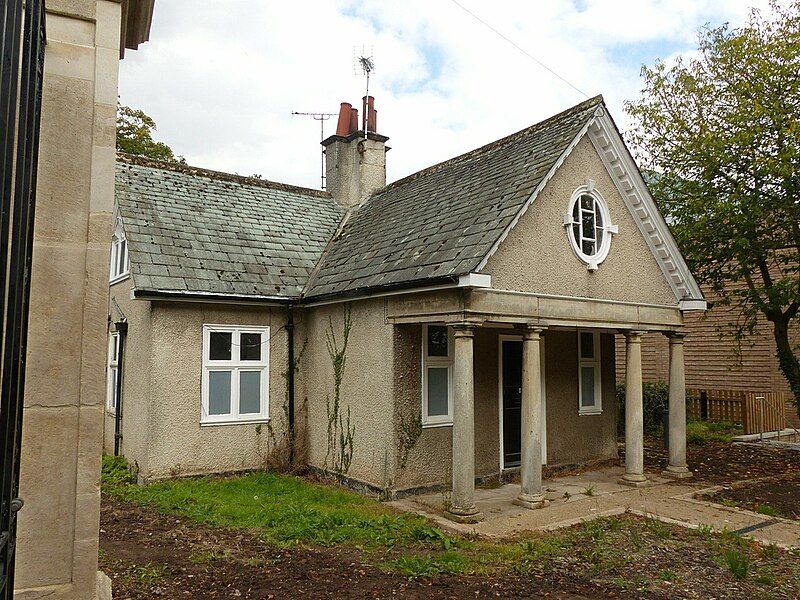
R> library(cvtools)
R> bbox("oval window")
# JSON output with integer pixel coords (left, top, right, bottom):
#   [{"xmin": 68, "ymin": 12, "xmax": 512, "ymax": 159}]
[{"xmin": 565, "ymin": 187, "xmax": 615, "ymax": 268}]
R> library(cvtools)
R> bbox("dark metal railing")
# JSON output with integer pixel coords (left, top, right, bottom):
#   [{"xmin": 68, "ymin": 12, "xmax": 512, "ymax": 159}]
[{"xmin": 0, "ymin": 0, "xmax": 46, "ymax": 596}]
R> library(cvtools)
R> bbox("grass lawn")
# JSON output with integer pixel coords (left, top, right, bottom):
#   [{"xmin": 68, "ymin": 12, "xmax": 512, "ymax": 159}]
[{"xmin": 101, "ymin": 455, "xmax": 800, "ymax": 597}]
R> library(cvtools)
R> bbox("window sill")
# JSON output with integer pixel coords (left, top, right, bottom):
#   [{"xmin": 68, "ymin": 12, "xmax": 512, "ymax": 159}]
[
  {"xmin": 110, "ymin": 273, "xmax": 130, "ymax": 286},
  {"xmin": 200, "ymin": 418, "xmax": 270, "ymax": 427},
  {"xmin": 422, "ymin": 421, "xmax": 453, "ymax": 429},
  {"xmin": 578, "ymin": 408, "xmax": 602, "ymax": 416}
]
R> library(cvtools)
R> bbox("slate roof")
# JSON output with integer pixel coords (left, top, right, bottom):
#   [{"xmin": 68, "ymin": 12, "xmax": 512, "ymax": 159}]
[
  {"xmin": 115, "ymin": 155, "xmax": 345, "ymax": 299},
  {"xmin": 303, "ymin": 95, "xmax": 604, "ymax": 299}
]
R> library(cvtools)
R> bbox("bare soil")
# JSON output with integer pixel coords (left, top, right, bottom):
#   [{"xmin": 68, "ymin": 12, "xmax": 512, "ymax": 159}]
[
  {"xmin": 100, "ymin": 497, "xmax": 609, "ymax": 599},
  {"xmin": 703, "ymin": 474, "xmax": 800, "ymax": 520}
]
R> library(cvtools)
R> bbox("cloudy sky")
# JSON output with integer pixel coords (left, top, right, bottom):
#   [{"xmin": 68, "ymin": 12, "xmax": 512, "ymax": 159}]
[{"xmin": 120, "ymin": 0, "xmax": 770, "ymax": 189}]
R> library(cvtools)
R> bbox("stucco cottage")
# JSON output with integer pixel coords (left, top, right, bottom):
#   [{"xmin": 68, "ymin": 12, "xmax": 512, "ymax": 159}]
[{"xmin": 106, "ymin": 95, "xmax": 705, "ymax": 522}]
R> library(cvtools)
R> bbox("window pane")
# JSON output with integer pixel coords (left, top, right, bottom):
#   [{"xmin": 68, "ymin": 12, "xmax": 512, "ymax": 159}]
[
  {"xmin": 595, "ymin": 207, "xmax": 603, "ymax": 228},
  {"xmin": 117, "ymin": 240, "xmax": 127, "ymax": 274},
  {"xmin": 596, "ymin": 227, "xmax": 604, "ymax": 247},
  {"xmin": 580, "ymin": 195, "xmax": 593, "ymax": 210},
  {"xmin": 209, "ymin": 332, "xmax": 232, "ymax": 360},
  {"xmin": 580, "ymin": 332, "xmax": 595, "ymax": 359},
  {"xmin": 427, "ymin": 367, "xmax": 449, "ymax": 416},
  {"xmin": 580, "ymin": 366, "xmax": 595, "ymax": 408},
  {"xmin": 239, "ymin": 371, "xmax": 261, "ymax": 414},
  {"xmin": 572, "ymin": 223, "xmax": 580, "ymax": 243},
  {"xmin": 581, "ymin": 239, "xmax": 595, "ymax": 255},
  {"xmin": 581, "ymin": 211, "xmax": 595, "ymax": 239},
  {"xmin": 240, "ymin": 332, "xmax": 262, "ymax": 361},
  {"xmin": 427, "ymin": 326, "xmax": 448, "ymax": 357},
  {"xmin": 209, "ymin": 371, "xmax": 232, "ymax": 414},
  {"xmin": 572, "ymin": 201, "xmax": 580, "ymax": 222},
  {"xmin": 110, "ymin": 369, "xmax": 118, "ymax": 408}
]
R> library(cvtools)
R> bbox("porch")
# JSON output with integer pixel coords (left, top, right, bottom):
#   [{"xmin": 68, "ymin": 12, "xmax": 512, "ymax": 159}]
[{"xmin": 388, "ymin": 287, "xmax": 693, "ymax": 523}]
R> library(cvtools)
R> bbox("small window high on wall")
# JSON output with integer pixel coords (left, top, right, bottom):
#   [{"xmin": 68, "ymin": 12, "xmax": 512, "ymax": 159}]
[
  {"xmin": 201, "ymin": 325, "xmax": 270, "ymax": 425},
  {"xmin": 577, "ymin": 331, "xmax": 602, "ymax": 415},
  {"xmin": 422, "ymin": 324, "xmax": 453, "ymax": 427},
  {"xmin": 110, "ymin": 218, "xmax": 129, "ymax": 282}
]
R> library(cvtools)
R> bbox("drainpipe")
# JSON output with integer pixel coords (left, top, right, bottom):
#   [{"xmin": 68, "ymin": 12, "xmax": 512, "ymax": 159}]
[
  {"xmin": 113, "ymin": 320, "xmax": 128, "ymax": 456},
  {"xmin": 287, "ymin": 303, "xmax": 295, "ymax": 466}
]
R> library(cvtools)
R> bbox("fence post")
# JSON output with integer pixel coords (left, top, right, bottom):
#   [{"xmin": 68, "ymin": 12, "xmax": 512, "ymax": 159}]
[
  {"xmin": 700, "ymin": 391, "xmax": 708, "ymax": 421},
  {"xmin": 757, "ymin": 396, "xmax": 765, "ymax": 441}
]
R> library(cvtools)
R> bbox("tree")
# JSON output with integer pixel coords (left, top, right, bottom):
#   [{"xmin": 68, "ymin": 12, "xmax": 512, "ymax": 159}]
[
  {"xmin": 625, "ymin": 1, "xmax": 800, "ymax": 414},
  {"xmin": 116, "ymin": 104, "xmax": 183, "ymax": 162}
]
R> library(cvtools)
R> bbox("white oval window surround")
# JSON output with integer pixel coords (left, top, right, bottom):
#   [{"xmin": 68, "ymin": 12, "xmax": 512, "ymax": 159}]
[{"xmin": 563, "ymin": 181, "xmax": 618, "ymax": 271}]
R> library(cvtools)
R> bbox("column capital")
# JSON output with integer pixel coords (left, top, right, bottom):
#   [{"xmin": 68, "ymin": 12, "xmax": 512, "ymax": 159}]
[
  {"xmin": 451, "ymin": 322, "xmax": 478, "ymax": 337},
  {"xmin": 521, "ymin": 323, "xmax": 546, "ymax": 340},
  {"xmin": 624, "ymin": 330, "xmax": 647, "ymax": 341},
  {"xmin": 666, "ymin": 331, "xmax": 686, "ymax": 343}
]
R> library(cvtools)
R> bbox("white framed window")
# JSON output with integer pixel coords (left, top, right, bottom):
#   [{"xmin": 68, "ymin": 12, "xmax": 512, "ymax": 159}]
[
  {"xmin": 563, "ymin": 182, "xmax": 617, "ymax": 270},
  {"xmin": 201, "ymin": 324, "xmax": 269, "ymax": 425},
  {"xmin": 577, "ymin": 330, "xmax": 602, "ymax": 415},
  {"xmin": 110, "ymin": 218, "xmax": 129, "ymax": 283},
  {"xmin": 422, "ymin": 324, "xmax": 453, "ymax": 427},
  {"xmin": 107, "ymin": 332, "xmax": 120, "ymax": 411}
]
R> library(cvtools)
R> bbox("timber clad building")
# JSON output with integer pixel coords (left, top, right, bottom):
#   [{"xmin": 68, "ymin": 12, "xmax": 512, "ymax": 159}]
[{"xmin": 106, "ymin": 95, "xmax": 706, "ymax": 522}]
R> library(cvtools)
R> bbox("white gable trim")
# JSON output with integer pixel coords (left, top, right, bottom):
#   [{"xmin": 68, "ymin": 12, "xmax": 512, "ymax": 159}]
[
  {"xmin": 476, "ymin": 105, "xmax": 705, "ymax": 310},
  {"xmin": 586, "ymin": 109, "xmax": 704, "ymax": 306}
]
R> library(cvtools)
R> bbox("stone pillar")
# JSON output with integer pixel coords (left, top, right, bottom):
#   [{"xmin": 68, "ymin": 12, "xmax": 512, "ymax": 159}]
[
  {"xmin": 664, "ymin": 332, "xmax": 692, "ymax": 478},
  {"xmin": 445, "ymin": 323, "xmax": 483, "ymax": 523},
  {"xmin": 621, "ymin": 330, "xmax": 648, "ymax": 486},
  {"xmin": 515, "ymin": 326, "xmax": 548, "ymax": 509}
]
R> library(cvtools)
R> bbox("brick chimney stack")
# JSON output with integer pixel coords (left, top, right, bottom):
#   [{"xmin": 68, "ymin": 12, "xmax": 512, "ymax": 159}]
[{"xmin": 322, "ymin": 97, "xmax": 388, "ymax": 208}]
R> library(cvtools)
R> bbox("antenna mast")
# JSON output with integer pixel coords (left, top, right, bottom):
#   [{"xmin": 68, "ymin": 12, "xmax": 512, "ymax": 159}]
[
  {"xmin": 290, "ymin": 111, "xmax": 336, "ymax": 189},
  {"xmin": 355, "ymin": 51, "xmax": 375, "ymax": 135}
]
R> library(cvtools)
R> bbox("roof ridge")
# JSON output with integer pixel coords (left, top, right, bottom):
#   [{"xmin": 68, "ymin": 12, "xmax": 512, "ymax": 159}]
[
  {"xmin": 372, "ymin": 95, "xmax": 603, "ymax": 196},
  {"xmin": 116, "ymin": 152, "xmax": 332, "ymax": 199}
]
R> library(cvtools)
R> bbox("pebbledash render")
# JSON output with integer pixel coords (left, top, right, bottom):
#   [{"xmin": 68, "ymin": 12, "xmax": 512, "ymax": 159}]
[{"xmin": 106, "ymin": 96, "xmax": 706, "ymax": 522}]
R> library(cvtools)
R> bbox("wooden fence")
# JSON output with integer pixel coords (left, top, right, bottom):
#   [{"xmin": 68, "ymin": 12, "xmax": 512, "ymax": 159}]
[{"xmin": 687, "ymin": 389, "xmax": 797, "ymax": 435}]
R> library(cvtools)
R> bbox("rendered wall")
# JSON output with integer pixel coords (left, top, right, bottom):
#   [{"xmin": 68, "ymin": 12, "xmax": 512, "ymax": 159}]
[
  {"xmin": 122, "ymin": 301, "xmax": 291, "ymax": 480},
  {"xmin": 483, "ymin": 135, "xmax": 677, "ymax": 307},
  {"xmin": 16, "ymin": 2, "xmax": 122, "ymax": 598},
  {"xmin": 297, "ymin": 298, "xmax": 396, "ymax": 489},
  {"xmin": 105, "ymin": 277, "xmax": 153, "ymax": 476}
]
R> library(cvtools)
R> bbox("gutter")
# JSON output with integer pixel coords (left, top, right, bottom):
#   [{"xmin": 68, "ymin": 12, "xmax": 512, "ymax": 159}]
[{"xmin": 131, "ymin": 288, "xmax": 294, "ymax": 306}]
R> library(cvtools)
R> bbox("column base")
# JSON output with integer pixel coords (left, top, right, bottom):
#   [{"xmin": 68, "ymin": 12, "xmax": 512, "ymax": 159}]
[
  {"xmin": 513, "ymin": 493, "xmax": 549, "ymax": 510},
  {"xmin": 619, "ymin": 473, "xmax": 649, "ymax": 487},
  {"xmin": 444, "ymin": 506, "xmax": 484, "ymax": 524},
  {"xmin": 662, "ymin": 466, "xmax": 692, "ymax": 479}
]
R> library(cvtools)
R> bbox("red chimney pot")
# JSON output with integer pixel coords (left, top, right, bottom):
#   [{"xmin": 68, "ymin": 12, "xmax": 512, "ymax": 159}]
[{"xmin": 335, "ymin": 102, "xmax": 352, "ymax": 137}]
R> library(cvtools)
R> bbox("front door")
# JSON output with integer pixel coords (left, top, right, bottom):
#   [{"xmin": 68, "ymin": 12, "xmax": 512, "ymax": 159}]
[
  {"xmin": 500, "ymin": 336, "xmax": 546, "ymax": 470},
  {"xmin": 501, "ymin": 339, "xmax": 523, "ymax": 467}
]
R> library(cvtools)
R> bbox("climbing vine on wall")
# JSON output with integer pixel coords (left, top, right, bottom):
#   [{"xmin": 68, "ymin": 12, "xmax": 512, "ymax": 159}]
[
  {"xmin": 397, "ymin": 410, "xmax": 422, "ymax": 474},
  {"xmin": 325, "ymin": 305, "xmax": 355, "ymax": 474}
]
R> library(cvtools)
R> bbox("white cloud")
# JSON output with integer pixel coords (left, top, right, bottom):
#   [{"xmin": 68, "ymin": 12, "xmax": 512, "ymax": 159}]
[{"xmin": 120, "ymin": 0, "xmax": 773, "ymax": 189}]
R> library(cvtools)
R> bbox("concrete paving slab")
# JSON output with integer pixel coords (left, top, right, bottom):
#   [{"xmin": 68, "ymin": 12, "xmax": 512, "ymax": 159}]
[{"xmin": 390, "ymin": 467, "xmax": 800, "ymax": 548}]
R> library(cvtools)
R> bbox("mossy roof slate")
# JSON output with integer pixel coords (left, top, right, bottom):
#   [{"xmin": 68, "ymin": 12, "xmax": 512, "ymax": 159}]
[
  {"xmin": 302, "ymin": 95, "xmax": 603, "ymax": 299},
  {"xmin": 115, "ymin": 156, "xmax": 345, "ymax": 299}
]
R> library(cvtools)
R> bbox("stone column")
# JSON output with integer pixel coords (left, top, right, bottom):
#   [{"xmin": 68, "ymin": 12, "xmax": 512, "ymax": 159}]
[
  {"xmin": 515, "ymin": 326, "xmax": 548, "ymax": 509},
  {"xmin": 664, "ymin": 332, "xmax": 692, "ymax": 478},
  {"xmin": 445, "ymin": 323, "xmax": 483, "ymax": 523},
  {"xmin": 621, "ymin": 331, "xmax": 648, "ymax": 486}
]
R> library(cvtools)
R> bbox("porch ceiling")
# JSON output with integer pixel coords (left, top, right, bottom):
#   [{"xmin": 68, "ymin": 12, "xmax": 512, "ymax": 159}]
[{"xmin": 385, "ymin": 288, "xmax": 682, "ymax": 331}]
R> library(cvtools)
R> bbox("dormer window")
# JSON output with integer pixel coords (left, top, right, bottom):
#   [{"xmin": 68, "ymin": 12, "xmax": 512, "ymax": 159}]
[
  {"xmin": 564, "ymin": 182, "xmax": 617, "ymax": 270},
  {"xmin": 110, "ymin": 219, "xmax": 129, "ymax": 283}
]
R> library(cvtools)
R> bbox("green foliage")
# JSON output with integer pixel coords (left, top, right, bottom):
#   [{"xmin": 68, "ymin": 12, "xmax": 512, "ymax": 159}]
[
  {"xmin": 756, "ymin": 503, "xmax": 779, "ymax": 516},
  {"xmin": 686, "ymin": 419, "xmax": 743, "ymax": 444},
  {"xmin": 116, "ymin": 104, "xmax": 183, "ymax": 162},
  {"xmin": 397, "ymin": 409, "xmax": 422, "ymax": 474},
  {"xmin": 724, "ymin": 548, "xmax": 751, "ymax": 580},
  {"xmin": 616, "ymin": 380, "xmax": 670, "ymax": 434},
  {"xmin": 625, "ymin": 2, "xmax": 800, "ymax": 412},
  {"xmin": 101, "ymin": 454, "xmax": 136, "ymax": 490},
  {"xmin": 325, "ymin": 305, "xmax": 355, "ymax": 474}
]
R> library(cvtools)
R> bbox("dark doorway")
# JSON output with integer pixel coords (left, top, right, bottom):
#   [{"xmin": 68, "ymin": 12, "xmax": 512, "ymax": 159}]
[
  {"xmin": 0, "ymin": 1, "xmax": 46, "ymax": 596},
  {"xmin": 501, "ymin": 339, "xmax": 522, "ymax": 467}
]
